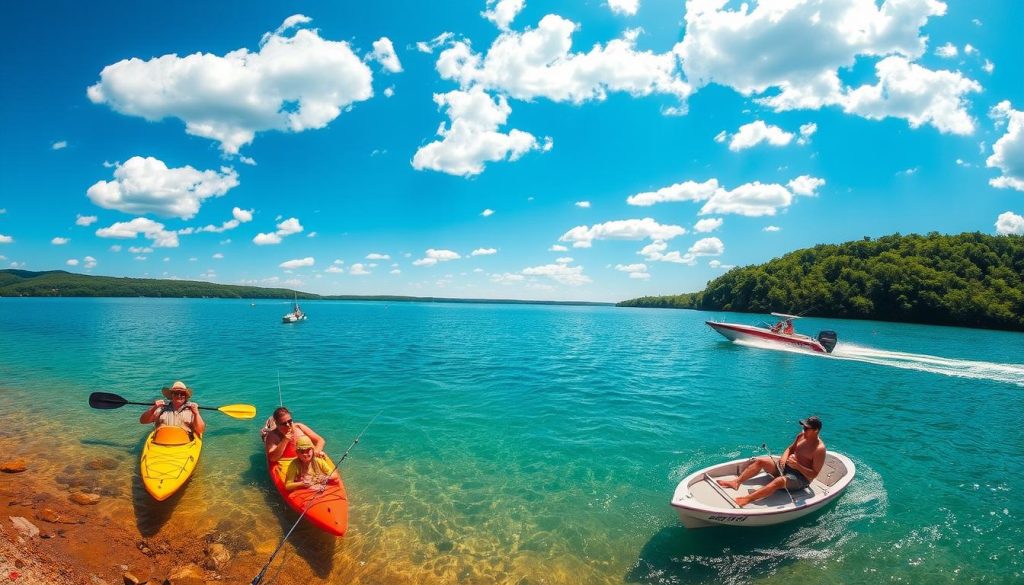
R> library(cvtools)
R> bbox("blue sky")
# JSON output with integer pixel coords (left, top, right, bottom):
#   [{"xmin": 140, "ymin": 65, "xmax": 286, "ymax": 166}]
[{"xmin": 1, "ymin": 0, "xmax": 1022, "ymax": 302}]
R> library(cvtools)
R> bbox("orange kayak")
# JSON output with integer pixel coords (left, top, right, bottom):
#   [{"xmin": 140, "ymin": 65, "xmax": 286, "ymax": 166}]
[{"xmin": 267, "ymin": 454, "xmax": 348, "ymax": 536}]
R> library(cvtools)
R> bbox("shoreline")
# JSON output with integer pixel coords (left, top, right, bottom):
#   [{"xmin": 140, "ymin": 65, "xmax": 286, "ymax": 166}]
[{"xmin": 0, "ymin": 406, "xmax": 326, "ymax": 585}]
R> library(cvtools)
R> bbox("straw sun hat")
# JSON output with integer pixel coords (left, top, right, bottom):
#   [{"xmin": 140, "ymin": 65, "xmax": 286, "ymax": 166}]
[{"xmin": 161, "ymin": 380, "xmax": 193, "ymax": 400}]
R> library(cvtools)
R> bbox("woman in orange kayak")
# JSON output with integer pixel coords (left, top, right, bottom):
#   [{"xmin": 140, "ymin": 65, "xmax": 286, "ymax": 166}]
[
  {"xmin": 283, "ymin": 436, "xmax": 340, "ymax": 491},
  {"xmin": 264, "ymin": 406, "xmax": 327, "ymax": 463}
]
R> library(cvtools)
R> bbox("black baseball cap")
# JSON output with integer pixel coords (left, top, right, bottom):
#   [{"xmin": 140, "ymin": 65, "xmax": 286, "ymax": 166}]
[{"xmin": 800, "ymin": 416, "xmax": 822, "ymax": 430}]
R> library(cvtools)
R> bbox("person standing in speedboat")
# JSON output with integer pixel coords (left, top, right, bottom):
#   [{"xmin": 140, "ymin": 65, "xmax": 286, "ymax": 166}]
[{"xmin": 717, "ymin": 416, "xmax": 825, "ymax": 507}]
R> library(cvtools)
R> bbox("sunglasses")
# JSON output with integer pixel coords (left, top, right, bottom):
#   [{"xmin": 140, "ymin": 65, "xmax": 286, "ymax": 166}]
[
  {"xmin": 171, "ymin": 391, "xmax": 188, "ymax": 397},
  {"xmin": 277, "ymin": 419, "xmax": 294, "ymax": 426},
  {"xmin": 297, "ymin": 448, "xmax": 313, "ymax": 454}
]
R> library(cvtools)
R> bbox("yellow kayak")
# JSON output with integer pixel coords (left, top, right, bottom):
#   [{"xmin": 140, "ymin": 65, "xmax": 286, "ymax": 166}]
[{"xmin": 140, "ymin": 426, "xmax": 202, "ymax": 501}]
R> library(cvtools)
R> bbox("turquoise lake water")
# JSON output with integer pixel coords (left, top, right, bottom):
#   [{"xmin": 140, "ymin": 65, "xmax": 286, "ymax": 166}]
[{"xmin": 1, "ymin": 298, "xmax": 1022, "ymax": 583}]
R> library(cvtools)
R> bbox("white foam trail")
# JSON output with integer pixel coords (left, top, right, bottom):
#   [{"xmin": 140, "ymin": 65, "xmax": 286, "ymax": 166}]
[
  {"xmin": 730, "ymin": 337, "xmax": 1024, "ymax": 387},
  {"xmin": 831, "ymin": 343, "xmax": 1024, "ymax": 387}
]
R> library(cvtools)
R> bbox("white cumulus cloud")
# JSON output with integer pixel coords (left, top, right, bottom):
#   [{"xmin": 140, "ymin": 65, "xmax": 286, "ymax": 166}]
[
  {"xmin": 350, "ymin": 263, "xmax": 371, "ymax": 275},
  {"xmin": 66, "ymin": 259, "xmax": 79, "ymax": 266},
  {"xmin": 727, "ymin": 120, "xmax": 794, "ymax": 151},
  {"xmin": 675, "ymin": 0, "xmax": 978, "ymax": 134},
  {"xmin": 366, "ymin": 253, "xmax": 391, "ymax": 260},
  {"xmin": 788, "ymin": 175, "xmax": 826, "ymax": 196},
  {"xmin": 628, "ymin": 176, "xmax": 823, "ymax": 216},
  {"xmin": 413, "ymin": 248, "xmax": 462, "ymax": 266},
  {"xmin": 995, "ymin": 211, "xmax": 1024, "ymax": 235},
  {"xmin": 87, "ymin": 15, "xmax": 375, "ymax": 155},
  {"xmin": 369, "ymin": 37, "xmax": 403, "ymax": 73},
  {"xmin": 51, "ymin": 237, "xmax": 70, "ymax": 245},
  {"xmin": 279, "ymin": 257, "xmax": 314, "ymax": 269},
  {"xmin": 608, "ymin": 0, "xmax": 640, "ymax": 16},
  {"xmin": 987, "ymin": 101, "xmax": 1024, "ymax": 191},
  {"xmin": 841, "ymin": 56, "xmax": 980, "ymax": 135},
  {"xmin": 436, "ymin": 14, "xmax": 690, "ymax": 107},
  {"xmin": 559, "ymin": 217, "xmax": 686, "ymax": 248},
  {"xmin": 482, "ymin": 0, "xmax": 525, "ymax": 31},
  {"xmin": 694, "ymin": 218, "xmax": 723, "ymax": 233},
  {"xmin": 615, "ymin": 263, "xmax": 649, "ymax": 279},
  {"xmin": 412, "ymin": 87, "xmax": 543, "ymax": 177},
  {"xmin": 797, "ymin": 122, "xmax": 818, "ymax": 145},
  {"xmin": 254, "ymin": 217, "xmax": 304, "ymax": 245},
  {"xmin": 52, "ymin": 141, "xmax": 67, "ymax": 150},
  {"xmin": 86, "ymin": 156, "xmax": 239, "ymax": 219},
  {"xmin": 935, "ymin": 42, "xmax": 957, "ymax": 58},
  {"xmin": 522, "ymin": 263, "xmax": 591, "ymax": 286},
  {"xmin": 471, "ymin": 248, "xmax": 497, "ymax": 256},
  {"xmin": 641, "ymin": 237, "xmax": 724, "ymax": 265},
  {"xmin": 96, "ymin": 217, "xmax": 179, "ymax": 248},
  {"xmin": 575, "ymin": 201, "xmax": 591, "ymax": 208},
  {"xmin": 76, "ymin": 214, "xmax": 98, "ymax": 226},
  {"xmin": 481, "ymin": 208, "xmax": 495, "ymax": 217},
  {"xmin": 627, "ymin": 179, "xmax": 719, "ymax": 206}
]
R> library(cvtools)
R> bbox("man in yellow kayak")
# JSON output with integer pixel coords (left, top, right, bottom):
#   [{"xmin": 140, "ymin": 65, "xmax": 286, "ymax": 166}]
[{"xmin": 139, "ymin": 380, "xmax": 206, "ymax": 437}]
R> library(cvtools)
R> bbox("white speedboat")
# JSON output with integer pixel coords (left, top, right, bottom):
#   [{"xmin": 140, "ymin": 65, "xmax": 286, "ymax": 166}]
[
  {"xmin": 670, "ymin": 452, "xmax": 855, "ymax": 528},
  {"xmin": 706, "ymin": 312, "xmax": 837, "ymax": 353}
]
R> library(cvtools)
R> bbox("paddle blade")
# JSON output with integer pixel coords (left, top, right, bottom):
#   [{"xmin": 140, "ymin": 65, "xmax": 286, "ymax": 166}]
[
  {"xmin": 218, "ymin": 404, "xmax": 257, "ymax": 419},
  {"xmin": 89, "ymin": 391, "xmax": 128, "ymax": 409}
]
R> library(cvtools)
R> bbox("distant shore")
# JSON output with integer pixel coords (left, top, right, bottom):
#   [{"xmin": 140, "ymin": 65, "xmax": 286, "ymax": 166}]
[{"xmin": 0, "ymin": 269, "xmax": 614, "ymax": 307}]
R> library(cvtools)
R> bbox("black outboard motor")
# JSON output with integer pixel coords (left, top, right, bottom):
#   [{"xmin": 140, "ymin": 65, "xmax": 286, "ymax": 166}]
[{"xmin": 817, "ymin": 330, "xmax": 838, "ymax": 353}]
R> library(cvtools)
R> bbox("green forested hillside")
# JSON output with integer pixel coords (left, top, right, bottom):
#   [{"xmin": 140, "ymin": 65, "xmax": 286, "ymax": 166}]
[
  {"xmin": 0, "ymin": 270, "xmax": 611, "ymax": 306},
  {"xmin": 0, "ymin": 270, "xmax": 316, "ymax": 299},
  {"xmin": 618, "ymin": 233, "xmax": 1024, "ymax": 331}
]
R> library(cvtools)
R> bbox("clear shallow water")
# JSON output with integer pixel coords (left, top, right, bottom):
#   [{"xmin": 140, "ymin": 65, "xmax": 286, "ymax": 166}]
[{"xmin": 1, "ymin": 298, "xmax": 1022, "ymax": 583}]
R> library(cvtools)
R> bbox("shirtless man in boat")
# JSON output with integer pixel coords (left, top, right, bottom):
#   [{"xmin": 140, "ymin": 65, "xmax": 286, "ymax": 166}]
[{"xmin": 718, "ymin": 416, "xmax": 826, "ymax": 507}]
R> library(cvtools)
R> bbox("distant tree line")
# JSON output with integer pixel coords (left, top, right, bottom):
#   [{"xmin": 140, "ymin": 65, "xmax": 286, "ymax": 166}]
[
  {"xmin": 0, "ymin": 270, "xmax": 316, "ymax": 300},
  {"xmin": 0, "ymin": 269, "xmax": 612, "ymax": 307},
  {"xmin": 618, "ymin": 232, "xmax": 1024, "ymax": 332}
]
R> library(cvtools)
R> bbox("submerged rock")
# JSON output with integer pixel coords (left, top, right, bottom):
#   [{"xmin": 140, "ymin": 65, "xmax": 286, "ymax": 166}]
[
  {"xmin": 69, "ymin": 492, "xmax": 101, "ymax": 505},
  {"xmin": 85, "ymin": 457, "xmax": 120, "ymax": 471},
  {"xmin": 204, "ymin": 542, "xmax": 231, "ymax": 570},
  {"xmin": 1, "ymin": 459, "xmax": 27, "ymax": 473},
  {"xmin": 10, "ymin": 516, "xmax": 40, "ymax": 538},
  {"xmin": 167, "ymin": 563, "xmax": 206, "ymax": 585}
]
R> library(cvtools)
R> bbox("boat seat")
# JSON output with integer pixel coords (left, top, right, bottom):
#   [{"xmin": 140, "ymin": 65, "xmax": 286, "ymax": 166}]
[
  {"xmin": 153, "ymin": 426, "xmax": 192, "ymax": 446},
  {"xmin": 814, "ymin": 457, "xmax": 846, "ymax": 488}
]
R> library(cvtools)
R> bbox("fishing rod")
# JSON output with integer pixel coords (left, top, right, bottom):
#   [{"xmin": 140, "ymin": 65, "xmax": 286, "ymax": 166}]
[
  {"xmin": 276, "ymin": 370, "xmax": 283, "ymax": 407},
  {"xmin": 761, "ymin": 442, "xmax": 797, "ymax": 507},
  {"xmin": 251, "ymin": 409, "xmax": 384, "ymax": 585}
]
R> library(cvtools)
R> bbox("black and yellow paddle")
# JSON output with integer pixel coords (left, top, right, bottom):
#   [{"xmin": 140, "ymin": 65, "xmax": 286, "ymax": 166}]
[{"xmin": 89, "ymin": 391, "xmax": 256, "ymax": 419}]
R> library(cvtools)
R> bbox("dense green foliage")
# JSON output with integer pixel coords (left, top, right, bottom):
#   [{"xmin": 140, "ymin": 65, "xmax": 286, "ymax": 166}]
[
  {"xmin": 618, "ymin": 233, "xmax": 1024, "ymax": 331},
  {"xmin": 0, "ymin": 270, "xmax": 611, "ymax": 306}
]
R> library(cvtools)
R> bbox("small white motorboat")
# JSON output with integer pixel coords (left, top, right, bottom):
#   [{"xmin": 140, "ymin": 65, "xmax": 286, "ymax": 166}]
[
  {"xmin": 670, "ymin": 452, "xmax": 855, "ymax": 528},
  {"xmin": 706, "ymin": 312, "xmax": 838, "ymax": 354}
]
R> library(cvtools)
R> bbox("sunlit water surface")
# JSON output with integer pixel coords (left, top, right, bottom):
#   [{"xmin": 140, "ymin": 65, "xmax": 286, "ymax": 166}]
[{"xmin": 1, "ymin": 298, "xmax": 1021, "ymax": 583}]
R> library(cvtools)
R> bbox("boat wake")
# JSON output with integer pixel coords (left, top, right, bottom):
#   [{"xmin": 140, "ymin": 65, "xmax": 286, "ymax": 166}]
[{"xmin": 830, "ymin": 343, "xmax": 1024, "ymax": 387}]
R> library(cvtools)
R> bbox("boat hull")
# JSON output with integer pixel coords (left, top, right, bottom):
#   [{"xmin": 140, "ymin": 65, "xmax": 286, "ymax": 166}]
[
  {"xmin": 671, "ymin": 452, "xmax": 855, "ymax": 528},
  {"xmin": 267, "ymin": 454, "xmax": 348, "ymax": 536},
  {"xmin": 706, "ymin": 321, "xmax": 827, "ymax": 353},
  {"xmin": 140, "ymin": 427, "xmax": 202, "ymax": 501}
]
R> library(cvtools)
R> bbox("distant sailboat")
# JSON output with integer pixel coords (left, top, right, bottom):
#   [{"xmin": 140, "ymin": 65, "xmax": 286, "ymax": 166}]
[{"xmin": 282, "ymin": 294, "xmax": 307, "ymax": 324}]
